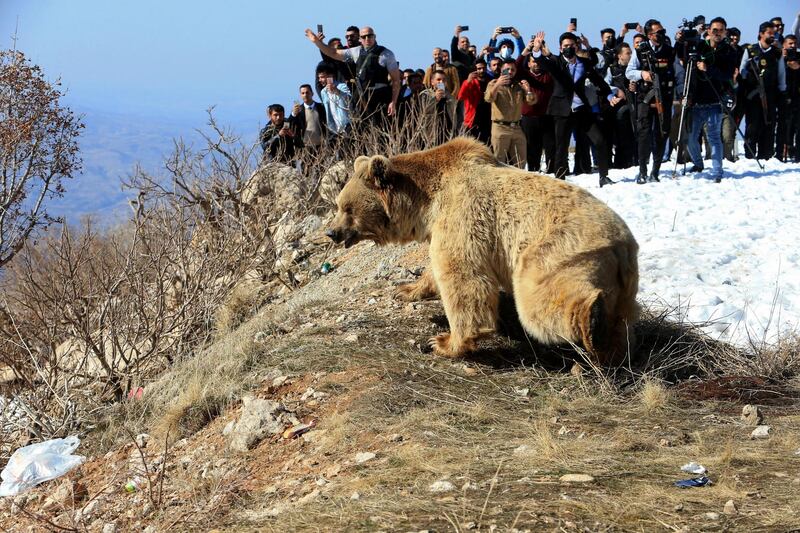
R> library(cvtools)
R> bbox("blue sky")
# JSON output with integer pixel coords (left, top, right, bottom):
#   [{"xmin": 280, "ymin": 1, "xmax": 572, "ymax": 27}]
[
  {"xmin": 0, "ymin": 0, "xmax": 795, "ymax": 220},
  {"xmin": 3, "ymin": 0, "xmax": 794, "ymax": 125}
]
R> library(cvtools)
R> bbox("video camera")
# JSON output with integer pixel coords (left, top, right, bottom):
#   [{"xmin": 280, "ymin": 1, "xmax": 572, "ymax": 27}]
[{"xmin": 676, "ymin": 15, "xmax": 705, "ymax": 60}]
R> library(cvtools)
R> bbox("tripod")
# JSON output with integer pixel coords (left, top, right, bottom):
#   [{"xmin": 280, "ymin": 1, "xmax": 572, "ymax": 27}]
[{"xmin": 672, "ymin": 55, "xmax": 765, "ymax": 178}]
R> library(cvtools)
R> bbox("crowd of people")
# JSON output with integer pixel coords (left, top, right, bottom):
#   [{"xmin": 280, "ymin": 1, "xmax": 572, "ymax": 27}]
[{"xmin": 260, "ymin": 14, "xmax": 800, "ymax": 186}]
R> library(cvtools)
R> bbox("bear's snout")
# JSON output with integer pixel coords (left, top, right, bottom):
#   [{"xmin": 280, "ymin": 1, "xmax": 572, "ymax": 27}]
[{"xmin": 326, "ymin": 227, "xmax": 360, "ymax": 248}]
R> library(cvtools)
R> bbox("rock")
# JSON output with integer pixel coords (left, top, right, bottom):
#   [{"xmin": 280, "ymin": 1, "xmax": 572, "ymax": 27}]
[
  {"xmin": 659, "ymin": 438, "xmax": 672, "ymax": 447},
  {"xmin": 82, "ymin": 498, "xmax": 101, "ymax": 518},
  {"xmin": 344, "ymin": 333, "xmax": 359, "ymax": 343},
  {"xmin": 135, "ymin": 433, "xmax": 150, "ymax": 448},
  {"xmin": 375, "ymin": 260, "xmax": 393, "ymax": 279},
  {"xmin": 319, "ymin": 161, "xmax": 349, "ymax": 206},
  {"xmin": 549, "ymin": 416, "xmax": 560, "ymax": 424},
  {"xmin": 272, "ymin": 375, "xmax": 288, "ymax": 387},
  {"xmin": 367, "ymin": 298, "xmax": 377, "ymax": 305},
  {"xmin": 558, "ymin": 426, "xmax": 572, "ymax": 436},
  {"xmin": 559, "ymin": 474, "xmax": 595, "ymax": 483},
  {"xmin": 355, "ymin": 452, "xmax": 376, "ymax": 464},
  {"xmin": 464, "ymin": 521, "xmax": 477, "ymax": 530},
  {"xmin": 513, "ymin": 445, "xmax": 531, "ymax": 455},
  {"xmin": 102, "ymin": 524, "xmax": 117, "ymax": 533},
  {"xmin": 513, "ymin": 387, "xmax": 530, "ymax": 397},
  {"xmin": 428, "ymin": 480, "xmax": 456, "ymax": 493},
  {"xmin": 674, "ymin": 503, "xmax": 684, "ymax": 512},
  {"xmin": 704, "ymin": 512, "xmax": 720, "ymax": 520},
  {"xmin": 350, "ymin": 491, "xmax": 361, "ymax": 500},
  {"xmin": 228, "ymin": 396, "xmax": 286, "ymax": 451},
  {"xmin": 750, "ymin": 425, "xmax": 771, "ymax": 439},
  {"xmin": 222, "ymin": 421, "xmax": 235, "ymax": 436},
  {"xmin": 143, "ymin": 526, "xmax": 157, "ymax": 533},
  {"xmin": 741, "ymin": 404, "xmax": 763, "ymax": 426},
  {"xmin": 387, "ymin": 433, "xmax": 404, "ymax": 443},
  {"xmin": 723, "ymin": 499, "xmax": 738, "ymax": 515}
]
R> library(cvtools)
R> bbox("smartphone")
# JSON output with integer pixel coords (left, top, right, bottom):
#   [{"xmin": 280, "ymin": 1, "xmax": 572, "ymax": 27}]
[
  {"xmin": 500, "ymin": 26, "xmax": 514, "ymax": 34},
  {"xmin": 570, "ymin": 18, "xmax": 577, "ymax": 28},
  {"xmin": 461, "ymin": 25, "xmax": 469, "ymax": 31},
  {"xmin": 625, "ymin": 22, "xmax": 638, "ymax": 30},
  {"xmin": 317, "ymin": 24, "xmax": 323, "ymax": 34},
  {"xmin": 501, "ymin": 68, "xmax": 510, "ymax": 76},
  {"xmin": 436, "ymin": 82, "xmax": 446, "ymax": 90}
]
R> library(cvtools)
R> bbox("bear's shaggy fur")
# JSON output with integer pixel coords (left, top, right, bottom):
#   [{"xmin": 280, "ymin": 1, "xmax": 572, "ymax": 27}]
[{"xmin": 327, "ymin": 137, "xmax": 639, "ymax": 365}]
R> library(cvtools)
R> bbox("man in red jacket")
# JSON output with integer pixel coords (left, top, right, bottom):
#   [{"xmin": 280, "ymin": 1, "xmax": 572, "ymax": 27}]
[
  {"xmin": 457, "ymin": 59, "xmax": 492, "ymax": 145},
  {"xmin": 516, "ymin": 48, "xmax": 555, "ymax": 172}
]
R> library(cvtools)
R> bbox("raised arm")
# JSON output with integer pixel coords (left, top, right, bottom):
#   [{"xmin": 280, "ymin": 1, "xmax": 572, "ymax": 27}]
[{"xmin": 305, "ymin": 28, "xmax": 348, "ymax": 61}]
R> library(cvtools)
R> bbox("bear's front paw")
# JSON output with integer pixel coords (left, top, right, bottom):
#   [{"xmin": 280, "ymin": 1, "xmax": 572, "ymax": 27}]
[{"xmin": 428, "ymin": 333, "xmax": 465, "ymax": 359}]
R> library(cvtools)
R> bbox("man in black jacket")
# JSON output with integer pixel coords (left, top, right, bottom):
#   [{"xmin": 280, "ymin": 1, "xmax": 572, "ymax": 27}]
[
  {"xmin": 290, "ymin": 84, "xmax": 328, "ymax": 157},
  {"xmin": 684, "ymin": 17, "xmax": 738, "ymax": 182},
  {"xmin": 739, "ymin": 21, "xmax": 787, "ymax": 159},
  {"xmin": 259, "ymin": 104, "xmax": 301, "ymax": 164},
  {"xmin": 626, "ymin": 19, "xmax": 677, "ymax": 183},
  {"xmin": 531, "ymin": 31, "xmax": 614, "ymax": 187},
  {"xmin": 451, "ymin": 25, "xmax": 476, "ymax": 83}
]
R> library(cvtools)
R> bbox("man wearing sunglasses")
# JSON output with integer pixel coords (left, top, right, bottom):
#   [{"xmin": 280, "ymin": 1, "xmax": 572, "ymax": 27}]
[
  {"xmin": 682, "ymin": 17, "xmax": 737, "ymax": 182},
  {"xmin": 626, "ymin": 19, "xmax": 677, "ymax": 184},
  {"xmin": 306, "ymin": 26, "xmax": 401, "ymax": 122}
]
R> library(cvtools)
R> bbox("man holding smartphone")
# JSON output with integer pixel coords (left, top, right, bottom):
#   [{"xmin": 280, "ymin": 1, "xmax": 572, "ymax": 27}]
[
  {"xmin": 421, "ymin": 71, "xmax": 459, "ymax": 144},
  {"xmin": 485, "ymin": 59, "xmax": 536, "ymax": 168},
  {"xmin": 305, "ymin": 26, "xmax": 401, "ymax": 123}
]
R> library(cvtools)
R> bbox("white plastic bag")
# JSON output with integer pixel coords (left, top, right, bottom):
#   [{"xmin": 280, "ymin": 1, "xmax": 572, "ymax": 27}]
[{"xmin": 0, "ymin": 436, "xmax": 85, "ymax": 497}]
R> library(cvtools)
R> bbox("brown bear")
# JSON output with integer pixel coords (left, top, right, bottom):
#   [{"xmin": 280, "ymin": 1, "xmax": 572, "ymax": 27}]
[{"xmin": 326, "ymin": 137, "xmax": 639, "ymax": 365}]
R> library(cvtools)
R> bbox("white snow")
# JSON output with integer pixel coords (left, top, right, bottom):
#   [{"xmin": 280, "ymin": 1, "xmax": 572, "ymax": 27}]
[{"xmin": 567, "ymin": 156, "xmax": 800, "ymax": 350}]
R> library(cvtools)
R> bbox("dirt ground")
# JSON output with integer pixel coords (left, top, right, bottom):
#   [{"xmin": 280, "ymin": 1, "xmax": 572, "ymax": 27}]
[{"xmin": 2, "ymin": 241, "xmax": 799, "ymax": 532}]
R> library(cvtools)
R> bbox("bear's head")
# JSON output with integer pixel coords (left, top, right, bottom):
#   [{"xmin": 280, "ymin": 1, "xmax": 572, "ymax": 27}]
[{"xmin": 326, "ymin": 154, "xmax": 420, "ymax": 248}]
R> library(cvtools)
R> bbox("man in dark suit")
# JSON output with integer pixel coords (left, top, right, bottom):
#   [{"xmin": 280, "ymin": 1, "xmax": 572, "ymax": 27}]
[
  {"xmin": 290, "ymin": 84, "xmax": 328, "ymax": 157},
  {"xmin": 531, "ymin": 31, "xmax": 614, "ymax": 187}
]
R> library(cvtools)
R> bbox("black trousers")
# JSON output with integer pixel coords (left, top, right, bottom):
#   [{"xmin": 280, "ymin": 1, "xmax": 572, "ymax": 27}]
[
  {"xmin": 637, "ymin": 101, "xmax": 672, "ymax": 176},
  {"xmin": 743, "ymin": 94, "xmax": 777, "ymax": 159},
  {"xmin": 553, "ymin": 108, "xmax": 608, "ymax": 179},
  {"xmin": 520, "ymin": 115, "xmax": 554, "ymax": 173},
  {"xmin": 610, "ymin": 106, "xmax": 636, "ymax": 168}
]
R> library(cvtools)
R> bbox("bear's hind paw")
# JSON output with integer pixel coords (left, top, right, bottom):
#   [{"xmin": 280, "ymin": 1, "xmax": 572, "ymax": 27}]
[{"xmin": 428, "ymin": 333, "xmax": 472, "ymax": 359}]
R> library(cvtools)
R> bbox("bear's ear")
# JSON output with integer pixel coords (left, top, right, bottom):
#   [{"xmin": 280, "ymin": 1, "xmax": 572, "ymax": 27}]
[
  {"xmin": 353, "ymin": 155, "xmax": 370, "ymax": 175},
  {"xmin": 368, "ymin": 155, "xmax": 393, "ymax": 191}
]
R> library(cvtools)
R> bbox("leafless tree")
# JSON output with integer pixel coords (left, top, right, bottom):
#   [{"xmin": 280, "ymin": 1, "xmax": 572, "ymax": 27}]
[{"xmin": 0, "ymin": 50, "xmax": 83, "ymax": 269}]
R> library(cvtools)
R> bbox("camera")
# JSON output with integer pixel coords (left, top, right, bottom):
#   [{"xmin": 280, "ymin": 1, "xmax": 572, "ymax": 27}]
[{"xmin": 677, "ymin": 16, "xmax": 705, "ymax": 59}]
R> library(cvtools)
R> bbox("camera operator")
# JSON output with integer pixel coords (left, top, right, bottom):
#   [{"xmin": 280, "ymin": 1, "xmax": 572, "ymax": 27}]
[
  {"xmin": 739, "ymin": 21, "xmax": 787, "ymax": 159},
  {"xmin": 681, "ymin": 17, "xmax": 738, "ymax": 182},
  {"xmin": 484, "ymin": 59, "xmax": 536, "ymax": 168},
  {"xmin": 531, "ymin": 31, "xmax": 614, "ymax": 187},
  {"xmin": 604, "ymin": 42, "xmax": 638, "ymax": 169},
  {"xmin": 627, "ymin": 19, "xmax": 677, "ymax": 183}
]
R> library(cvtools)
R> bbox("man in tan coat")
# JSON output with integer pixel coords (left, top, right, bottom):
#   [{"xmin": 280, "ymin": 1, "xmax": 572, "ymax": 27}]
[
  {"xmin": 423, "ymin": 47, "xmax": 462, "ymax": 98},
  {"xmin": 485, "ymin": 59, "xmax": 536, "ymax": 168}
]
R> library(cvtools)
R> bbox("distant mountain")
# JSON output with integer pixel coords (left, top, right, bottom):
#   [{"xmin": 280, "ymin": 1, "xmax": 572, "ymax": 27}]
[{"xmin": 49, "ymin": 107, "xmax": 257, "ymax": 224}]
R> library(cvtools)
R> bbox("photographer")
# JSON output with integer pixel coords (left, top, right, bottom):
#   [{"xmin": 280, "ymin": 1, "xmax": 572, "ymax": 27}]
[
  {"xmin": 683, "ymin": 17, "xmax": 738, "ymax": 183},
  {"xmin": 531, "ymin": 31, "xmax": 614, "ymax": 187},
  {"xmin": 421, "ymin": 70, "xmax": 459, "ymax": 145},
  {"xmin": 739, "ymin": 21, "xmax": 787, "ymax": 159},
  {"xmin": 458, "ymin": 60, "xmax": 492, "ymax": 145},
  {"xmin": 484, "ymin": 59, "xmax": 536, "ymax": 168},
  {"xmin": 451, "ymin": 26, "xmax": 476, "ymax": 83},
  {"xmin": 305, "ymin": 26, "xmax": 402, "ymax": 123},
  {"xmin": 626, "ymin": 19, "xmax": 677, "ymax": 184}
]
